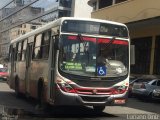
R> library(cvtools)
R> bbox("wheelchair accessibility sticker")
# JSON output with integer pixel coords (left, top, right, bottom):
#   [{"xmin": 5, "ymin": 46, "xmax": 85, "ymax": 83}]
[{"xmin": 97, "ymin": 66, "xmax": 107, "ymax": 76}]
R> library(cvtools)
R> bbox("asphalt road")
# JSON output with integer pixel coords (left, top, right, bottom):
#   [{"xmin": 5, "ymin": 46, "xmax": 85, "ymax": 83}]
[{"xmin": 0, "ymin": 81, "xmax": 160, "ymax": 120}]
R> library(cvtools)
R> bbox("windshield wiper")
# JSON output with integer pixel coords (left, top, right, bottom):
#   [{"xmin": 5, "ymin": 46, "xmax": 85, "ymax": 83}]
[
  {"xmin": 77, "ymin": 34, "xmax": 89, "ymax": 63},
  {"xmin": 104, "ymin": 37, "xmax": 116, "ymax": 48},
  {"xmin": 97, "ymin": 37, "xmax": 116, "ymax": 73},
  {"xmin": 77, "ymin": 33, "xmax": 88, "ymax": 46},
  {"xmin": 77, "ymin": 33, "xmax": 84, "ymax": 42}
]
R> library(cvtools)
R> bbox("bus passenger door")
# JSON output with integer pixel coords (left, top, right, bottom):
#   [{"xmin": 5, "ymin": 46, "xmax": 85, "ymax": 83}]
[
  {"xmin": 25, "ymin": 43, "xmax": 33, "ymax": 95},
  {"xmin": 49, "ymin": 35, "xmax": 57, "ymax": 102}
]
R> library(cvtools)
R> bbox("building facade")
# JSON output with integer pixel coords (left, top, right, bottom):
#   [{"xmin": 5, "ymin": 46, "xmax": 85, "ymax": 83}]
[
  {"xmin": 0, "ymin": 6, "xmax": 43, "ymax": 57},
  {"xmin": 71, "ymin": 0, "xmax": 92, "ymax": 18},
  {"xmin": 0, "ymin": 0, "xmax": 92, "ymax": 58},
  {"xmin": 88, "ymin": 0, "xmax": 160, "ymax": 75}
]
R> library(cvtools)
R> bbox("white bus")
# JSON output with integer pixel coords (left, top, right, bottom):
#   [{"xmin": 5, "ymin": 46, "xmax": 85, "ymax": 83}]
[{"xmin": 8, "ymin": 17, "xmax": 130, "ymax": 112}]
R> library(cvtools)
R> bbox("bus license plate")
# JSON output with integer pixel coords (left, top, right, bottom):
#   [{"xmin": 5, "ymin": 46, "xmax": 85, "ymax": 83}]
[{"xmin": 114, "ymin": 99, "xmax": 125, "ymax": 104}]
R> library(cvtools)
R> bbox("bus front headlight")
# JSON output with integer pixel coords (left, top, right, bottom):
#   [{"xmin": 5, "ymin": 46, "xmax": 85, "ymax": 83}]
[
  {"xmin": 112, "ymin": 86, "xmax": 127, "ymax": 94},
  {"xmin": 57, "ymin": 82, "xmax": 76, "ymax": 93}
]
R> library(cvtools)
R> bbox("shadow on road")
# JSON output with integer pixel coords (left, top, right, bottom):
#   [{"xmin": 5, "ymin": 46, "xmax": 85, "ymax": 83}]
[
  {"xmin": 29, "ymin": 106, "xmax": 119, "ymax": 119},
  {"xmin": 0, "ymin": 105, "xmax": 119, "ymax": 119},
  {"xmin": 0, "ymin": 82, "xmax": 119, "ymax": 119},
  {"xmin": 127, "ymin": 97, "xmax": 160, "ymax": 114}
]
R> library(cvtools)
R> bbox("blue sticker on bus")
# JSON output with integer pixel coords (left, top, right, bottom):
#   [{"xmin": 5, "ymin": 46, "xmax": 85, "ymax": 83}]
[{"xmin": 97, "ymin": 66, "xmax": 107, "ymax": 76}]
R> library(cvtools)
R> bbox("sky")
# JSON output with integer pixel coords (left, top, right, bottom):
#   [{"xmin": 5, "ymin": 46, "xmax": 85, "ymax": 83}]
[{"xmin": 0, "ymin": 0, "xmax": 12, "ymax": 9}]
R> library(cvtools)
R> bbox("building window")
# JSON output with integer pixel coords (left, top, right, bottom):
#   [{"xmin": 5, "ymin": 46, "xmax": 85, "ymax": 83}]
[
  {"xmin": 93, "ymin": 2, "xmax": 97, "ymax": 11},
  {"xmin": 22, "ymin": 31, "xmax": 26, "ymax": 34},
  {"xmin": 59, "ymin": 10, "xmax": 71, "ymax": 17},
  {"xmin": 31, "ymin": 7, "xmax": 41, "ymax": 14},
  {"xmin": 31, "ymin": 25, "xmax": 36, "ymax": 30},
  {"xmin": 59, "ymin": 0, "xmax": 72, "ymax": 8},
  {"xmin": 99, "ymin": 0, "xmax": 112, "ymax": 9},
  {"xmin": 18, "ymin": 30, "xmax": 20, "ymax": 35}
]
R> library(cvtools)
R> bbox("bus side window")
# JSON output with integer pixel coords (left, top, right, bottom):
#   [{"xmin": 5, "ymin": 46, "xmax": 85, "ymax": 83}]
[
  {"xmin": 22, "ymin": 39, "xmax": 28, "ymax": 61},
  {"xmin": 33, "ymin": 34, "xmax": 42, "ymax": 59},
  {"xmin": 41, "ymin": 30, "xmax": 51, "ymax": 59},
  {"xmin": 14, "ymin": 43, "xmax": 18, "ymax": 61},
  {"xmin": 17, "ymin": 42, "xmax": 23, "ymax": 61},
  {"xmin": 9, "ymin": 45, "xmax": 12, "ymax": 62}
]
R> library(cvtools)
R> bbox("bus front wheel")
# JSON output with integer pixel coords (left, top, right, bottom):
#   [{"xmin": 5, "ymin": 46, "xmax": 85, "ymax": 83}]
[{"xmin": 93, "ymin": 106, "xmax": 105, "ymax": 113}]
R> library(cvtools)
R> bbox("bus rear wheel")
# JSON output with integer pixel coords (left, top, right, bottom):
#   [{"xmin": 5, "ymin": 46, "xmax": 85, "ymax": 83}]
[
  {"xmin": 93, "ymin": 106, "xmax": 105, "ymax": 113},
  {"xmin": 36, "ymin": 80, "xmax": 46, "ymax": 110},
  {"xmin": 15, "ymin": 78, "xmax": 21, "ymax": 97}
]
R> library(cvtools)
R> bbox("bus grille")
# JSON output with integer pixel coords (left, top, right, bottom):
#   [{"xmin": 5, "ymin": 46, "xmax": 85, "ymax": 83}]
[
  {"xmin": 76, "ymin": 88, "xmax": 113, "ymax": 95},
  {"xmin": 80, "ymin": 96, "xmax": 107, "ymax": 102}
]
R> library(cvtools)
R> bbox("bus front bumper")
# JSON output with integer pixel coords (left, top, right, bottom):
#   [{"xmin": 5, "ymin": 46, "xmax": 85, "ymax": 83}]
[{"xmin": 54, "ymin": 89, "xmax": 128, "ymax": 106}]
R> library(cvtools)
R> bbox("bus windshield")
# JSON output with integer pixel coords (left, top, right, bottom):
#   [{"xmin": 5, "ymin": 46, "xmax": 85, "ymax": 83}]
[{"xmin": 59, "ymin": 35, "xmax": 129, "ymax": 78}]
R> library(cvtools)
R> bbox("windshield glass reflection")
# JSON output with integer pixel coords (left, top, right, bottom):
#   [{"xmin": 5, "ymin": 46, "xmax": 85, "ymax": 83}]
[{"xmin": 59, "ymin": 35, "xmax": 129, "ymax": 77}]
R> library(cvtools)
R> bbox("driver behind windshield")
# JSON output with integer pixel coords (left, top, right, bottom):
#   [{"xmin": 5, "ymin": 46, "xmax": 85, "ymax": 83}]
[{"xmin": 97, "ymin": 44, "xmax": 112, "ymax": 66}]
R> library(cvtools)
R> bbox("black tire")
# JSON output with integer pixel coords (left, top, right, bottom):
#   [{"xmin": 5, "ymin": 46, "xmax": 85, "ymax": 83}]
[
  {"xmin": 93, "ymin": 106, "xmax": 105, "ymax": 113},
  {"xmin": 147, "ymin": 92, "xmax": 153, "ymax": 101},
  {"xmin": 25, "ymin": 92, "xmax": 30, "ymax": 99},
  {"xmin": 128, "ymin": 93, "xmax": 133, "ymax": 98},
  {"xmin": 36, "ymin": 80, "xmax": 46, "ymax": 110},
  {"xmin": 15, "ymin": 77, "xmax": 21, "ymax": 97}
]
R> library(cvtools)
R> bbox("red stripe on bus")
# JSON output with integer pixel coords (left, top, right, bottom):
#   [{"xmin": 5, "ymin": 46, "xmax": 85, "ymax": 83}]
[
  {"xmin": 82, "ymin": 37, "xmax": 96, "ymax": 42},
  {"xmin": 112, "ymin": 40, "xmax": 128, "ymax": 45},
  {"xmin": 68, "ymin": 36, "xmax": 128, "ymax": 45},
  {"xmin": 68, "ymin": 36, "xmax": 96, "ymax": 42},
  {"xmin": 68, "ymin": 36, "xmax": 77, "ymax": 40},
  {"xmin": 98, "ymin": 38, "xmax": 110, "ymax": 43}
]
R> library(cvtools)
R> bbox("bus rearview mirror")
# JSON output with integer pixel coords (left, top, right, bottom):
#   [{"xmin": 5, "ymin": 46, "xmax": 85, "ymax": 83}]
[{"xmin": 130, "ymin": 45, "xmax": 135, "ymax": 65}]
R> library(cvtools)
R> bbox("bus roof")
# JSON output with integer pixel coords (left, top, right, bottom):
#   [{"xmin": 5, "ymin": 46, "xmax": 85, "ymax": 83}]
[{"xmin": 11, "ymin": 17, "xmax": 127, "ymax": 44}]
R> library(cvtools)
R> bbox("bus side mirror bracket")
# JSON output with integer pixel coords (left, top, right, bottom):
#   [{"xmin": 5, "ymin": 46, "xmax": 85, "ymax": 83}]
[{"xmin": 54, "ymin": 35, "xmax": 60, "ymax": 50}]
